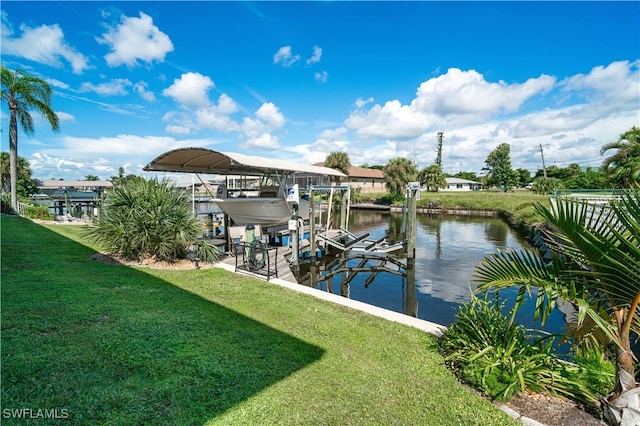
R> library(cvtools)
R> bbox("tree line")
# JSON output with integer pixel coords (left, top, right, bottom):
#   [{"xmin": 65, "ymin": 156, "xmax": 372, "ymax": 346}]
[{"xmin": 326, "ymin": 127, "xmax": 639, "ymax": 199}]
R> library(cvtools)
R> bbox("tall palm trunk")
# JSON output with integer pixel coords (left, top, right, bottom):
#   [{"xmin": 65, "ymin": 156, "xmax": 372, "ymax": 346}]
[{"xmin": 9, "ymin": 97, "xmax": 18, "ymax": 210}]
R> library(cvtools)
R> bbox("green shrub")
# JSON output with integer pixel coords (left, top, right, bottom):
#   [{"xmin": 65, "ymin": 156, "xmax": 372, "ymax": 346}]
[
  {"xmin": 417, "ymin": 198, "xmax": 442, "ymax": 209},
  {"xmin": 1, "ymin": 193, "xmax": 15, "ymax": 214},
  {"xmin": 84, "ymin": 178, "xmax": 221, "ymax": 263},
  {"xmin": 23, "ymin": 204, "xmax": 52, "ymax": 220},
  {"xmin": 439, "ymin": 292, "xmax": 607, "ymax": 407}
]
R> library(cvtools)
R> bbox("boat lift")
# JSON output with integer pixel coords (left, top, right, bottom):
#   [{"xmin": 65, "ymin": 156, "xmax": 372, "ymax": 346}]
[{"xmin": 287, "ymin": 184, "xmax": 404, "ymax": 270}]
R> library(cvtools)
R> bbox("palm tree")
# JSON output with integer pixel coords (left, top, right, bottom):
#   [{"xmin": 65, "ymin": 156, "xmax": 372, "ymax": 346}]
[
  {"xmin": 418, "ymin": 164, "xmax": 446, "ymax": 192},
  {"xmin": 1, "ymin": 66, "xmax": 60, "ymax": 209},
  {"xmin": 0, "ymin": 151, "xmax": 37, "ymax": 197},
  {"xmin": 601, "ymin": 126, "xmax": 640, "ymax": 188},
  {"xmin": 474, "ymin": 187, "xmax": 640, "ymax": 424},
  {"xmin": 85, "ymin": 178, "xmax": 221, "ymax": 263},
  {"xmin": 324, "ymin": 151, "xmax": 351, "ymax": 183},
  {"xmin": 383, "ymin": 157, "xmax": 417, "ymax": 196}
]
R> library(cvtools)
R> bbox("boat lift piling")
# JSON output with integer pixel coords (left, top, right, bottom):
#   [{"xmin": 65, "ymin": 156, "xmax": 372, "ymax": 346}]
[
  {"xmin": 307, "ymin": 184, "xmax": 351, "ymax": 262},
  {"xmin": 288, "ymin": 213, "xmax": 301, "ymax": 273},
  {"xmin": 405, "ymin": 182, "xmax": 420, "ymax": 268}
]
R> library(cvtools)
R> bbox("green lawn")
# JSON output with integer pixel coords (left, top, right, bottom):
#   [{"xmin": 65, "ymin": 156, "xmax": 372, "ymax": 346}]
[
  {"xmin": 1, "ymin": 216, "xmax": 518, "ymax": 425},
  {"xmin": 415, "ymin": 190, "xmax": 548, "ymax": 212}
]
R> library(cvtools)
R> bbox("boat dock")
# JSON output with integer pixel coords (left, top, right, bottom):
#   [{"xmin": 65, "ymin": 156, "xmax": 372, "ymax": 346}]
[{"xmin": 218, "ymin": 245, "xmax": 297, "ymax": 283}]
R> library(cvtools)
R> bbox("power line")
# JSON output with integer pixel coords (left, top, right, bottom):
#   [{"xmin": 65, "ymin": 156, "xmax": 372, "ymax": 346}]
[{"xmin": 576, "ymin": 95, "xmax": 640, "ymax": 130}]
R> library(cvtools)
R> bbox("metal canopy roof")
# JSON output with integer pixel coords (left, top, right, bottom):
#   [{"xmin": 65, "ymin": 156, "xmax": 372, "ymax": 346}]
[{"xmin": 143, "ymin": 147, "xmax": 345, "ymax": 177}]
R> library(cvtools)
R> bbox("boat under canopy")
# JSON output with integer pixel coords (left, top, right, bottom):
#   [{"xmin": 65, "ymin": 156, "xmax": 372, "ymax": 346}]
[{"xmin": 143, "ymin": 148, "xmax": 345, "ymax": 227}]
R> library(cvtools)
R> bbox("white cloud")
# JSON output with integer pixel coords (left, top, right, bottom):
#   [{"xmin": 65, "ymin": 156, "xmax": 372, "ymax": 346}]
[
  {"xmin": 163, "ymin": 72, "xmax": 214, "ymax": 108},
  {"xmin": 412, "ymin": 68, "xmax": 556, "ymax": 116},
  {"xmin": 1, "ymin": 13, "xmax": 89, "ymax": 74},
  {"xmin": 195, "ymin": 107, "xmax": 240, "ymax": 132},
  {"xmin": 255, "ymin": 102, "xmax": 285, "ymax": 130},
  {"xmin": 355, "ymin": 97, "xmax": 374, "ymax": 108},
  {"xmin": 163, "ymin": 93, "xmax": 240, "ymax": 134},
  {"xmin": 241, "ymin": 114, "xmax": 280, "ymax": 151},
  {"xmin": 306, "ymin": 45, "xmax": 322, "ymax": 65},
  {"xmin": 241, "ymin": 117, "xmax": 281, "ymax": 150},
  {"xmin": 216, "ymin": 94, "xmax": 239, "ymax": 115},
  {"xmin": 273, "ymin": 46, "xmax": 300, "ymax": 67},
  {"xmin": 314, "ymin": 71, "xmax": 328, "ymax": 83},
  {"xmin": 293, "ymin": 127, "xmax": 350, "ymax": 164},
  {"xmin": 98, "ymin": 12, "xmax": 174, "ymax": 67},
  {"xmin": 345, "ymin": 99, "xmax": 429, "ymax": 140},
  {"xmin": 46, "ymin": 78, "xmax": 71, "ymax": 90},
  {"xmin": 307, "ymin": 61, "xmax": 638, "ymax": 174},
  {"xmin": 344, "ymin": 68, "xmax": 556, "ymax": 141},
  {"xmin": 29, "ymin": 135, "xmax": 217, "ymax": 180},
  {"xmin": 79, "ymin": 78, "xmax": 132, "ymax": 96},
  {"xmin": 165, "ymin": 124, "xmax": 192, "ymax": 135},
  {"xmin": 133, "ymin": 81, "xmax": 156, "ymax": 102},
  {"xmin": 56, "ymin": 111, "xmax": 75, "ymax": 123},
  {"xmin": 561, "ymin": 60, "xmax": 640, "ymax": 102},
  {"xmin": 163, "ymin": 111, "xmax": 194, "ymax": 134}
]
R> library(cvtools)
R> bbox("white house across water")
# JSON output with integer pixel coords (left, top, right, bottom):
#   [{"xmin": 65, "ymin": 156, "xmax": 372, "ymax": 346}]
[{"xmin": 442, "ymin": 177, "xmax": 482, "ymax": 191}]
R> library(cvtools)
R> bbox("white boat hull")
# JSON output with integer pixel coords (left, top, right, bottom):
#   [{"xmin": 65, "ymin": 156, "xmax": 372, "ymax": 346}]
[{"xmin": 214, "ymin": 197, "xmax": 309, "ymax": 226}]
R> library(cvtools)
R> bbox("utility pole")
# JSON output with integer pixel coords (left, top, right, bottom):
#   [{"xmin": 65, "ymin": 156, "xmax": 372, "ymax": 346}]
[{"xmin": 538, "ymin": 144, "xmax": 548, "ymax": 178}]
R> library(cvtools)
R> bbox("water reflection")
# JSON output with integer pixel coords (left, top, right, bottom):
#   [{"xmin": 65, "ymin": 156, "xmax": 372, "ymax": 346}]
[{"xmin": 294, "ymin": 211, "xmax": 565, "ymax": 331}]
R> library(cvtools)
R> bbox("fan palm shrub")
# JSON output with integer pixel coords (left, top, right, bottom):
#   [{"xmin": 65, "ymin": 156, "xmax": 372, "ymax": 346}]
[
  {"xmin": 474, "ymin": 187, "xmax": 640, "ymax": 425},
  {"xmin": 85, "ymin": 177, "xmax": 221, "ymax": 263}
]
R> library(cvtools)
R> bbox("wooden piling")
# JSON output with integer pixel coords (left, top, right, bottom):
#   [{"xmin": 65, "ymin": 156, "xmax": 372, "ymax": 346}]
[
  {"xmin": 309, "ymin": 187, "xmax": 317, "ymax": 262},
  {"xmin": 406, "ymin": 182, "xmax": 419, "ymax": 267}
]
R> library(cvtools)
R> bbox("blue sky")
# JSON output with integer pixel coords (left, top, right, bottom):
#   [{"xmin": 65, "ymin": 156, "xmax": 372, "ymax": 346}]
[{"xmin": 1, "ymin": 1, "xmax": 638, "ymax": 181}]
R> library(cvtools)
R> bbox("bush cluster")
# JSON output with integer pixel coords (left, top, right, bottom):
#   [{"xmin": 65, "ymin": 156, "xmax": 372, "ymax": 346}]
[
  {"xmin": 84, "ymin": 178, "xmax": 221, "ymax": 263},
  {"xmin": 438, "ymin": 292, "xmax": 613, "ymax": 408}
]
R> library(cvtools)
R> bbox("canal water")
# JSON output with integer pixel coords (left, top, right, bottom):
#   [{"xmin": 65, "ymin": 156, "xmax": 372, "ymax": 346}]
[
  {"xmin": 194, "ymin": 200, "xmax": 566, "ymax": 334},
  {"xmin": 293, "ymin": 209, "xmax": 567, "ymax": 333}
]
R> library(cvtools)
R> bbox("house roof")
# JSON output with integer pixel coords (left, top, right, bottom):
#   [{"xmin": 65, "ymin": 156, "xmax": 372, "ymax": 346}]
[
  {"xmin": 445, "ymin": 177, "xmax": 481, "ymax": 184},
  {"xmin": 314, "ymin": 163, "xmax": 384, "ymax": 179},
  {"xmin": 36, "ymin": 180, "xmax": 113, "ymax": 189},
  {"xmin": 144, "ymin": 148, "xmax": 345, "ymax": 177}
]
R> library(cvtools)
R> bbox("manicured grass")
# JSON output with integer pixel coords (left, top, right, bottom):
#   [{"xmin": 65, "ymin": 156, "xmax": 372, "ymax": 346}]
[
  {"xmin": 1, "ymin": 216, "xmax": 518, "ymax": 425},
  {"xmin": 416, "ymin": 190, "xmax": 547, "ymax": 212}
]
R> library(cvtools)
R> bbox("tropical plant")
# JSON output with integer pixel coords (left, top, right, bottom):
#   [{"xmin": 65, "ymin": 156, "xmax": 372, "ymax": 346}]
[
  {"xmin": 110, "ymin": 166, "xmax": 144, "ymax": 187},
  {"xmin": 601, "ymin": 126, "xmax": 640, "ymax": 188},
  {"xmin": 532, "ymin": 177, "xmax": 563, "ymax": 194},
  {"xmin": 23, "ymin": 204, "xmax": 51, "ymax": 220},
  {"xmin": 566, "ymin": 163, "xmax": 583, "ymax": 177},
  {"xmin": 439, "ymin": 292, "xmax": 610, "ymax": 405},
  {"xmin": 483, "ymin": 143, "xmax": 517, "ymax": 190},
  {"xmin": 324, "ymin": 151, "xmax": 351, "ymax": 183},
  {"xmin": 383, "ymin": 157, "xmax": 417, "ymax": 197},
  {"xmin": 1, "ymin": 193, "xmax": 14, "ymax": 214},
  {"xmin": 473, "ymin": 186, "xmax": 640, "ymax": 425},
  {"xmin": 514, "ymin": 168, "xmax": 532, "ymax": 188},
  {"xmin": 435, "ymin": 131, "xmax": 444, "ymax": 167},
  {"xmin": 1, "ymin": 66, "xmax": 60, "ymax": 209},
  {"xmin": 0, "ymin": 151, "xmax": 38, "ymax": 198},
  {"xmin": 418, "ymin": 164, "xmax": 446, "ymax": 192},
  {"xmin": 454, "ymin": 171, "xmax": 479, "ymax": 181},
  {"xmin": 564, "ymin": 168, "xmax": 609, "ymax": 190},
  {"xmin": 84, "ymin": 177, "xmax": 221, "ymax": 263}
]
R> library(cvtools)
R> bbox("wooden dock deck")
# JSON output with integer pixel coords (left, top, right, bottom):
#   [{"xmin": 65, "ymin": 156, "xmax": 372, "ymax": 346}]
[{"xmin": 219, "ymin": 245, "xmax": 298, "ymax": 283}]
